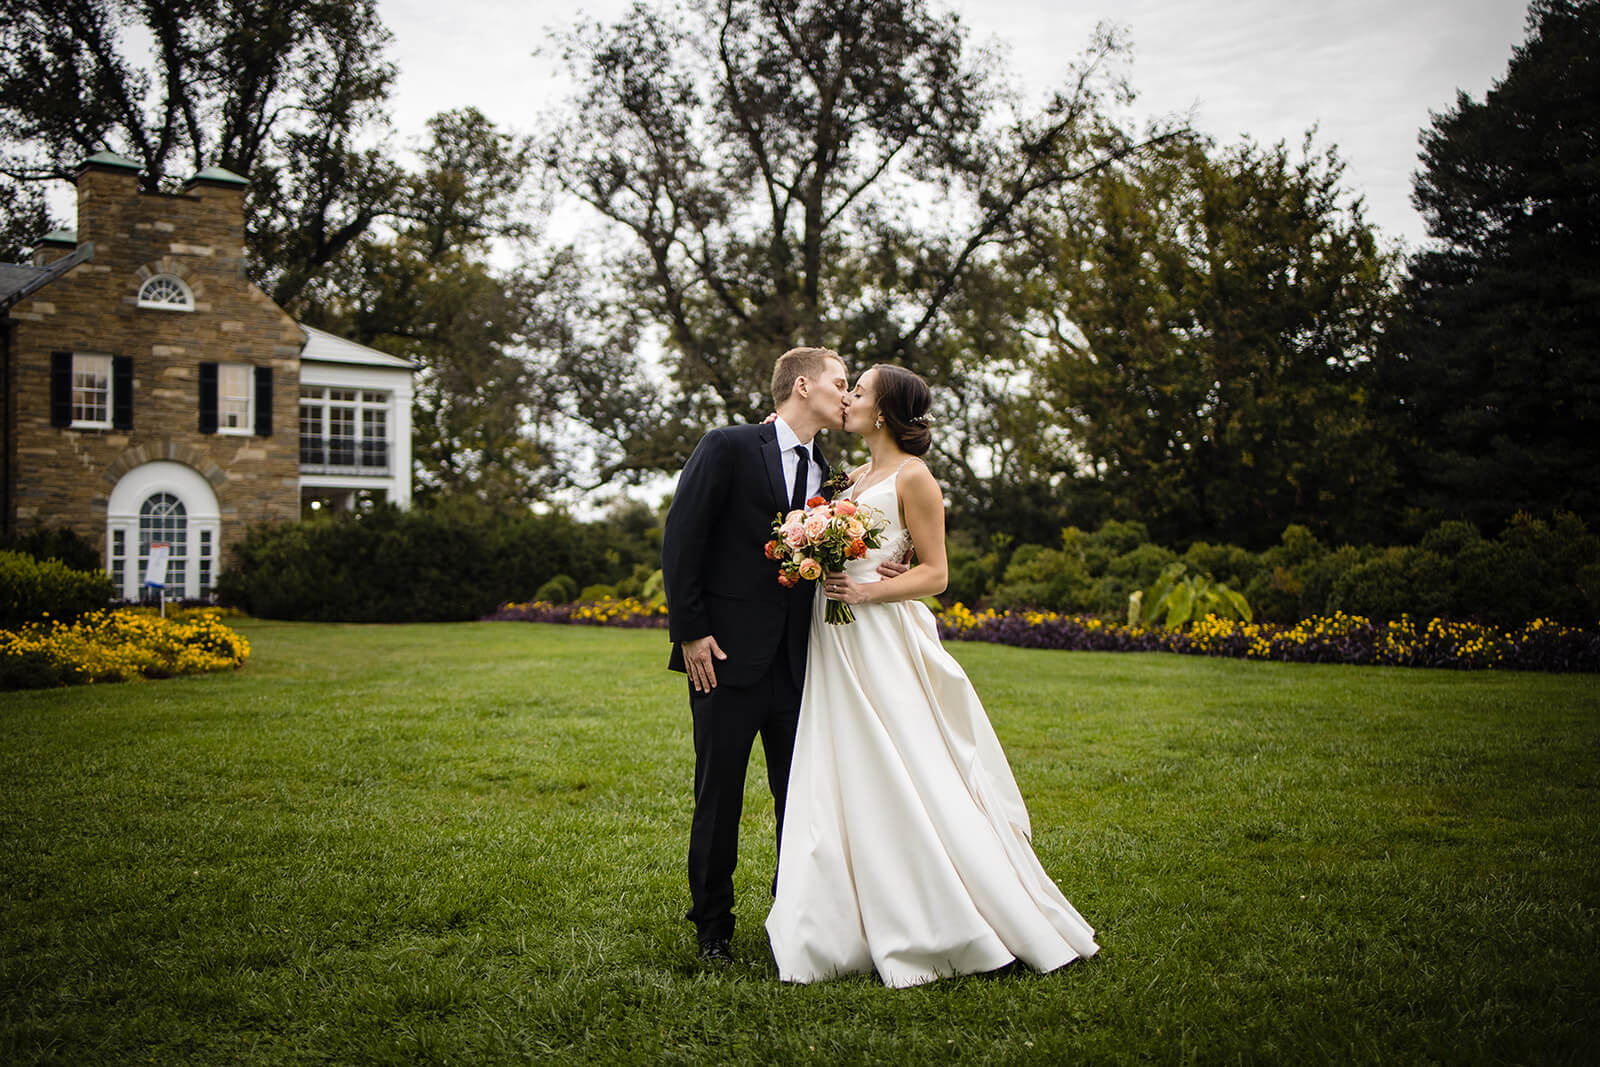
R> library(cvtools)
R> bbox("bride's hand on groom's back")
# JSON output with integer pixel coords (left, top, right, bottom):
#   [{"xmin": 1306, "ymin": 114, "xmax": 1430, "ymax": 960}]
[{"xmin": 876, "ymin": 559, "xmax": 909, "ymax": 580}]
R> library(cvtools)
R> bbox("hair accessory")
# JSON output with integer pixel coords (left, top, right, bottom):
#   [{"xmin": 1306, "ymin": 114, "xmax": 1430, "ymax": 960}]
[{"xmin": 911, "ymin": 413, "xmax": 933, "ymax": 425}]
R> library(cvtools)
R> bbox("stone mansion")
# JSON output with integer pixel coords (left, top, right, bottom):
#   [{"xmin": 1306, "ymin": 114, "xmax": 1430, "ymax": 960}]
[{"xmin": 0, "ymin": 152, "xmax": 414, "ymax": 600}]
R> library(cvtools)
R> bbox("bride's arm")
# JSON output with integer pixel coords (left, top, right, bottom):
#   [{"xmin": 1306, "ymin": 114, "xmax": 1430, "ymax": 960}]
[{"xmin": 823, "ymin": 462, "xmax": 947, "ymax": 605}]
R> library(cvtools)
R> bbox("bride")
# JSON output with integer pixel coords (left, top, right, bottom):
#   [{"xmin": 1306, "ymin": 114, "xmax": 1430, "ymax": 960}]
[{"xmin": 765, "ymin": 364, "xmax": 1100, "ymax": 988}]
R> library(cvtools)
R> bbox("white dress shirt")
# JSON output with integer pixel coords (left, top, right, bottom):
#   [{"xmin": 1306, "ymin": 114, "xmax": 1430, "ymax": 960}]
[{"xmin": 773, "ymin": 416, "xmax": 821, "ymax": 506}]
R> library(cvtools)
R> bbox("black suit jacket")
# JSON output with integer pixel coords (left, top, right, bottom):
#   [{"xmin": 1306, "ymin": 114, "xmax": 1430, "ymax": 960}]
[{"xmin": 661, "ymin": 423, "xmax": 831, "ymax": 689}]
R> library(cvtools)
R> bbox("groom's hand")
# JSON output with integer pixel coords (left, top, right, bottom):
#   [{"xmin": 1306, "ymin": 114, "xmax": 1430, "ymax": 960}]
[
  {"xmin": 876, "ymin": 560, "xmax": 910, "ymax": 580},
  {"xmin": 683, "ymin": 635, "xmax": 727, "ymax": 693}
]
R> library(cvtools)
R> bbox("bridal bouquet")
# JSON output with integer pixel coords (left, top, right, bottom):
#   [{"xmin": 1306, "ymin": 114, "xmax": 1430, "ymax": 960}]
[{"xmin": 767, "ymin": 496, "xmax": 888, "ymax": 624}]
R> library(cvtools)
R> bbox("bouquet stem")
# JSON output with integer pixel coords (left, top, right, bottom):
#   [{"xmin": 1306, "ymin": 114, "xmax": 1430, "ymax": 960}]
[{"xmin": 824, "ymin": 599, "xmax": 856, "ymax": 625}]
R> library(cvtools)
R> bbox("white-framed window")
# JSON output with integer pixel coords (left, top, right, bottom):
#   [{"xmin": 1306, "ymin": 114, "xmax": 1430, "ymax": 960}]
[
  {"xmin": 106, "ymin": 462, "xmax": 220, "ymax": 602},
  {"xmin": 139, "ymin": 492, "xmax": 187, "ymax": 597},
  {"xmin": 197, "ymin": 529, "xmax": 213, "ymax": 598},
  {"xmin": 217, "ymin": 363, "xmax": 252, "ymax": 434},
  {"xmin": 109, "ymin": 528, "xmax": 127, "ymax": 594},
  {"xmin": 137, "ymin": 273, "xmax": 194, "ymax": 311},
  {"xmin": 299, "ymin": 386, "xmax": 391, "ymax": 470},
  {"xmin": 71, "ymin": 353, "xmax": 113, "ymax": 428}
]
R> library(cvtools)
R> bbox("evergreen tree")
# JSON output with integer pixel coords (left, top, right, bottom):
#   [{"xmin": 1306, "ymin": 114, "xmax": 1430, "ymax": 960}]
[{"xmin": 1387, "ymin": 0, "xmax": 1600, "ymax": 528}]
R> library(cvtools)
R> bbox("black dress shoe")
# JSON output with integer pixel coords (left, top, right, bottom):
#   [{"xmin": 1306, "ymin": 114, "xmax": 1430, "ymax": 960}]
[{"xmin": 697, "ymin": 937, "xmax": 734, "ymax": 963}]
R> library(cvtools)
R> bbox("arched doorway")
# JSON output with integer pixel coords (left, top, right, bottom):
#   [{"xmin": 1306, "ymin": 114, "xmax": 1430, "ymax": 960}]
[{"xmin": 105, "ymin": 461, "xmax": 221, "ymax": 601}]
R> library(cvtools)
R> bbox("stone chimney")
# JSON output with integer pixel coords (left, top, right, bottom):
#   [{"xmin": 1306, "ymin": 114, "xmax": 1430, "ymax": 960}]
[{"xmin": 74, "ymin": 150, "xmax": 143, "ymax": 257}]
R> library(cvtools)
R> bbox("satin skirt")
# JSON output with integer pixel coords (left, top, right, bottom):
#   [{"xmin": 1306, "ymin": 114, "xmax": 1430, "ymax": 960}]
[{"xmin": 766, "ymin": 589, "xmax": 1099, "ymax": 988}]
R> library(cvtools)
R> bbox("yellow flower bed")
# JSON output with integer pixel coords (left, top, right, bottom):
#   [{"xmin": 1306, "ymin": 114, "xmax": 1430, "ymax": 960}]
[
  {"xmin": 1, "ymin": 608, "xmax": 250, "ymax": 688},
  {"xmin": 936, "ymin": 603, "xmax": 1598, "ymax": 672}
]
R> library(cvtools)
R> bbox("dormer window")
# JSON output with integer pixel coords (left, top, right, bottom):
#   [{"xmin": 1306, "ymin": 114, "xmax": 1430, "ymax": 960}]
[{"xmin": 137, "ymin": 273, "xmax": 193, "ymax": 311}]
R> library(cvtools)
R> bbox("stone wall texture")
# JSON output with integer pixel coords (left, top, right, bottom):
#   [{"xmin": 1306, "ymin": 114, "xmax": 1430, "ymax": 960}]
[{"xmin": 2, "ymin": 162, "xmax": 303, "ymax": 568}]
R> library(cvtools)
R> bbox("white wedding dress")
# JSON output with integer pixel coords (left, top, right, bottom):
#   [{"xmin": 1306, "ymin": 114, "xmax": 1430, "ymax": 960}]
[{"xmin": 766, "ymin": 463, "xmax": 1100, "ymax": 987}]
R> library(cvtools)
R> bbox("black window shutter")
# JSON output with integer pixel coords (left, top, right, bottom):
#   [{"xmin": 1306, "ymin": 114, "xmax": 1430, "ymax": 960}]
[
  {"xmin": 112, "ymin": 356, "xmax": 134, "ymax": 429},
  {"xmin": 254, "ymin": 366, "xmax": 272, "ymax": 436},
  {"xmin": 50, "ymin": 352, "xmax": 72, "ymax": 426},
  {"xmin": 198, "ymin": 361, "xmax": 218, "ymax": 433}
]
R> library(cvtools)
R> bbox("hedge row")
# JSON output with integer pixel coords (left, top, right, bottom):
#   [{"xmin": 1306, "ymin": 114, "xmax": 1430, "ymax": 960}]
[
  {"xmin": 216, "ymin": 505, "xmax": 622, "ymax": 622},
  {"xmin": 960, "ymin": 512, "xmax": 1599, "ymax": 628}
]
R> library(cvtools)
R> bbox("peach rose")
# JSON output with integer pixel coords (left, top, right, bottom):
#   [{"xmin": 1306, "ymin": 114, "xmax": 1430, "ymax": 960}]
[
  {"xmin": 785, "ymin": 525, "xmax": 809, "ymax": 549},
  {"xmin": 833, "ymin": 499, "xmax": 857, "ymax": 517},
  {"xmin": 804, "ymin": 514, "xmax": 829, "ymax": 540},
  {"xmin": 798, "ymin": 558, "xmax": 823, "ymax": 581},
  {"xmin": 845, "ymin": 518, "xmax": 865, "ymax": 539}
]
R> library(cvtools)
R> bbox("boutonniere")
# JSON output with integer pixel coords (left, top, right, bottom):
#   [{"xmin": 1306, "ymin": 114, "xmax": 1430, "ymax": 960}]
[{"xmin": 822, "ymin": 467, "xmax": 853, "ymax": 497}]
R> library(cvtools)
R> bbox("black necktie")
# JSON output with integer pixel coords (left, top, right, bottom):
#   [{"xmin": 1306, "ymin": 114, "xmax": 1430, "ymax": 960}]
[{"xmin": 790, "ymin": 445, "xmax": 810, "ymax": 510}]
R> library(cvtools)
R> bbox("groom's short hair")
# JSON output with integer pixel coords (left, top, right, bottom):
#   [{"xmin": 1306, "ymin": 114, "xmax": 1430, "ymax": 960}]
[{"xmin": 772, "ymin": 347, "xmax": 842, "ymax": 408}]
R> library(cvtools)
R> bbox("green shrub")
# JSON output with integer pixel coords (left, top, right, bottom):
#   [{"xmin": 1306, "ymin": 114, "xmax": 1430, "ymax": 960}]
[
  {"xmin": 0, "ymin": 550, "xmax": 115, "ymax": 629},
  {"xmin": 578, "ymin": 584, "xmax": 617, "ymax": 602},
  {"xmin": 944, "ymin": 533, "xmax": 1000, "ymax": 606},
  {"xmin": 0, "ymin": 526, "xmax": 100, "ymax": 572},
  {"xmin": 640, "ymin": 568, "xmax": 666, "ymax": 608},
  {"xmin": 535, "ymin": 574, "xmax": 580, "ymax": 604},
  {"xmin": 1321, "ymin": 514, "xmax": 1600, "ymax": 627},
  {"xmin": 0, "ymin": 647, "xmax": 73, "ymax": 689},
  {"xmin": 216, "ymin": 505, "xmax": 613, "ymax": 622},
  {"xmin": 1136, "ymin": 562, "xmax": 1253, "ymax": 628}
]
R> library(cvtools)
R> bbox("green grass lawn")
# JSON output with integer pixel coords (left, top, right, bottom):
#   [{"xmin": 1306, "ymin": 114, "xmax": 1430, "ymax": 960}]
[{"xmin": 2, "ymin": 620, "xmax": 1597, "ymax": 1065}]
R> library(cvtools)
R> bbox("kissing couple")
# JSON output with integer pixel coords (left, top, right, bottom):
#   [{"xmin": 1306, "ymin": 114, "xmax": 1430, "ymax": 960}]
[{"xmin": 660, "ymin": 346, "xmax": 1099, "ymax": 987}]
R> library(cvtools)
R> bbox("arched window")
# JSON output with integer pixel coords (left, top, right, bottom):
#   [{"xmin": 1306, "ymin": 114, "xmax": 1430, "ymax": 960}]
[
  {"xmin": 137, "ymin": 273, "xmax": 194, "ymax": 311},
  {"xmin": 139, "ymin": 491, "xmax": 188, "ymax": 595}
]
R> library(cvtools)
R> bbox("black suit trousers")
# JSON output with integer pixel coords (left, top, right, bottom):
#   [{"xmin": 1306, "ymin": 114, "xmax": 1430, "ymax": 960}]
[{"xmin": 685, "ymin": 637, "xmax": 802, "ymax": 942}]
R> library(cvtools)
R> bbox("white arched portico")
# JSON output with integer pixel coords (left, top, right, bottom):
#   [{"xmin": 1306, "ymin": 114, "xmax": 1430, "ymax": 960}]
[{"xmin": 105, "ymin": 461, "xmax": 222, "ymax": 601}]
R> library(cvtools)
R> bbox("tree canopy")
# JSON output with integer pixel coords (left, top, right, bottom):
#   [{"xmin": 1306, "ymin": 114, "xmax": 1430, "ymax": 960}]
[
  {"xmin": 541, "ymin": 0, "xmax": 1182, "ymax": 481},
  {"xmin": 1015, "ymin": 135, "xmax": 1402, "ymax": 547},
  {"xmin": 0, "ymin": 0, "xmax": 398, "ymax": 306},
  {"xmin": 1384, "ymin": 0, "xmax": 1600, "ymax": 529}
]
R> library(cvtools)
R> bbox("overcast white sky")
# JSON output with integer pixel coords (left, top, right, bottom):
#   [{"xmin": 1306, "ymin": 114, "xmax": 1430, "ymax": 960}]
[{"xmin": 380, "ymin": 0, "xmax": 1534, "ymax": 250}]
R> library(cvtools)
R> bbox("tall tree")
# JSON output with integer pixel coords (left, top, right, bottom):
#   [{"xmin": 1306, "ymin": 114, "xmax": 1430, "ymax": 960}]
[
  {"xmin": 1001, "ymin": 134, "xmax": 1400, "ymax": 548},
  {"xmin": 1385, "ymin": 0, "xmax": 1600, "ymax": 528},
  {"xmin": 296, "ymin": 110, "xmax": 567, "ymax": 513},
  {"xmin": 0, "ymin": 176, "xmax": 56, "ymax": 260},
  {"xmin": 0, "ymin": 0, "xmax": 398, "ymax": 304},
  {"xmin": 542, "ymin": 0, "xmax": 1178, "ymax": 480}
]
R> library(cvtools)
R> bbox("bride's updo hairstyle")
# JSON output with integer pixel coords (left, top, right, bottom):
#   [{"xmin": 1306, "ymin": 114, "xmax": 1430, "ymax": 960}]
[{"xmin": 871, "ymin": 364, "xmax": 933, "ymax": 456}]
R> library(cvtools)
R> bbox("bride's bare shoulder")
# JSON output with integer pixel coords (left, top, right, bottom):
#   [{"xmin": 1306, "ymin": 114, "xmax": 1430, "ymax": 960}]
[{"xmin": 897, "ymin": 456, "xmax": 942, "ymax": 495}]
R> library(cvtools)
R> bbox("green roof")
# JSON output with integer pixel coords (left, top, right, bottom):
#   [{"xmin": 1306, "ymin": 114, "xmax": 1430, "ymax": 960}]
[
  {"xmin": 82, "ymin": 150, "xmax": 141, "ymax": 172},
  {"xmin": 40, "ymin": 229, "xmax": 78, "ymax": 246},
  {"xmin": 189, "ymin": 165, "xmax": 248, "ymax": 187}
]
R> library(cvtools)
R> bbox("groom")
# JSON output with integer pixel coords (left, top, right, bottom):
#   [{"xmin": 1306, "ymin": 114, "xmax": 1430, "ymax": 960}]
[{"xmin": 661, "ymin": 346, "xmax": 849, "ymax": 963}]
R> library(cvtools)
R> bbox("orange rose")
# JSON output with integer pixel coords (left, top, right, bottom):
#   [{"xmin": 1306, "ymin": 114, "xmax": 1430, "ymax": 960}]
[
  {"xmin": 764, "ymin": 540, "xmax": 782, "ymax": 560},
  {"xmin": 848, "ymin": 538, "xmax": 867, "ymax": 559},
  {"xmin": 806, "ymin": 495, "xmax": 826, "ymax": 508},
  {"xmin": 778, "ymin": 570, "xmax": 799, "ymax": 588}
]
